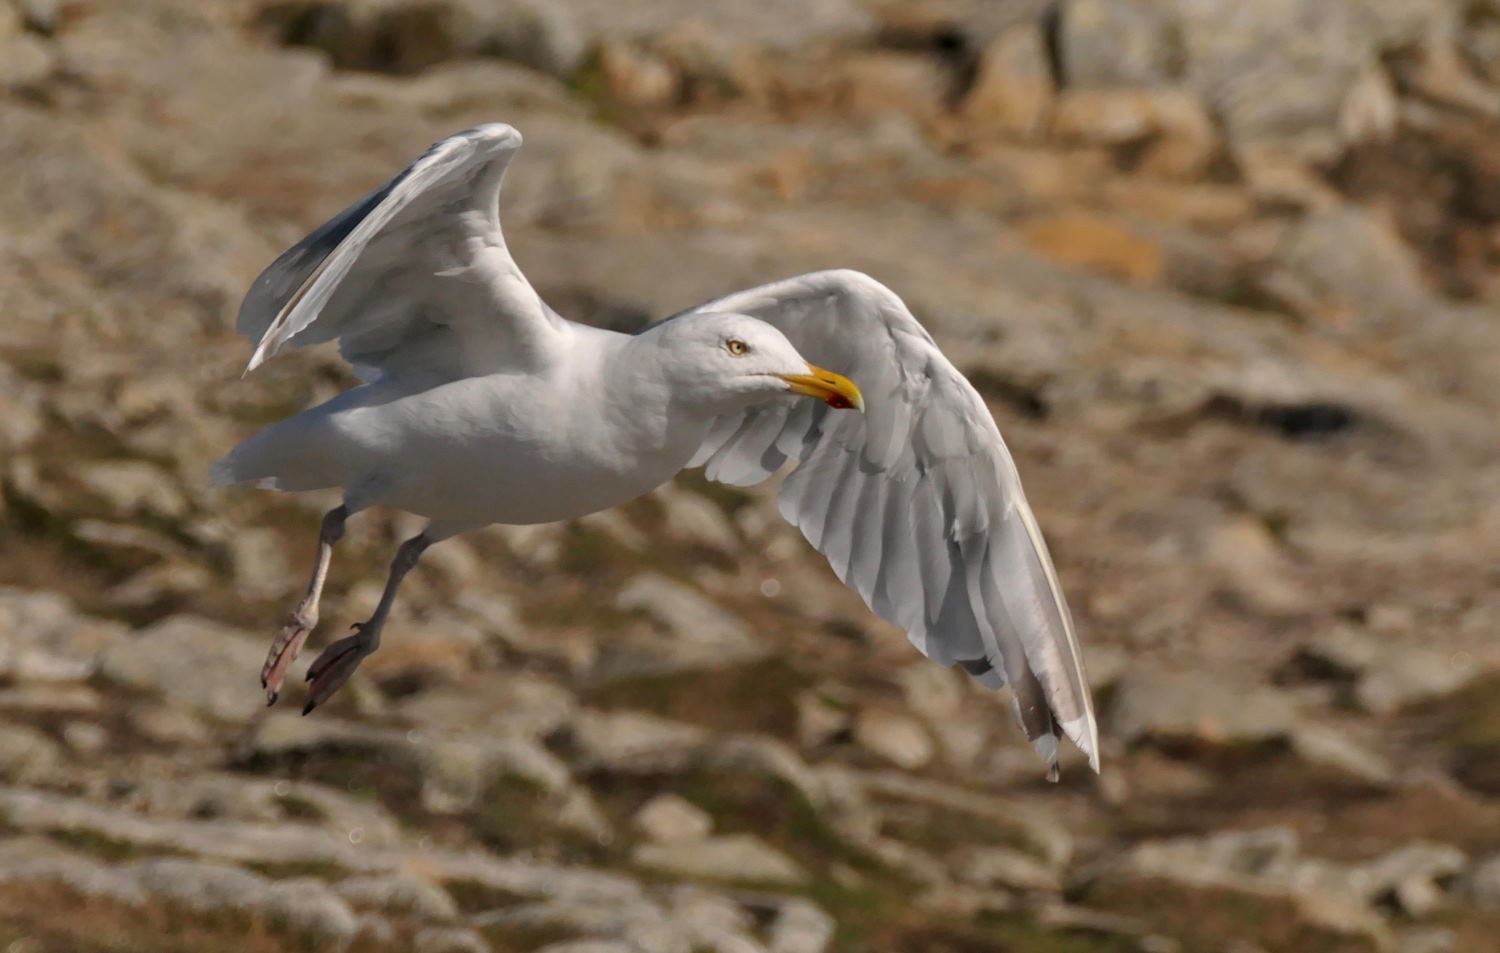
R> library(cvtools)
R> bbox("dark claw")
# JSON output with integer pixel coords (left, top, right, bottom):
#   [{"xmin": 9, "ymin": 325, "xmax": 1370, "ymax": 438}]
[{"xmin": 302, "ymin": 698, "xmax": 318, "ymax": 716}]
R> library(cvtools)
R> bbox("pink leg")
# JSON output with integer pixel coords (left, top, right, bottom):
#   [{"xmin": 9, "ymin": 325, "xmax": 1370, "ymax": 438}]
[
  {"xmin": 302, "ymin": 532, "xmax": 430, "ymax": 715},
  {"xmin": 262, "ymin": 505, "xmax": 346, "ymax": 705}
]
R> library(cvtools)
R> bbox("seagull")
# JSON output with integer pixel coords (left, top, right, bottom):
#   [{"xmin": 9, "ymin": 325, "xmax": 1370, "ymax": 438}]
[{"xmin": 214, "ymin": 123, "xmax": 1098, "ymax": 777}]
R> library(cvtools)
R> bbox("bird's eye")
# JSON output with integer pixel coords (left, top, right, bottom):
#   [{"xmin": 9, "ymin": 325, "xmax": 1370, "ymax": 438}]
[{"xmin": 726, "ymin": 339, "xmax": 749, "ymax": 356}]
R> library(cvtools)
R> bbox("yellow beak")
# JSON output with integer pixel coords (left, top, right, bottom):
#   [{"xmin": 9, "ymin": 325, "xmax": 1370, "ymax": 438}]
[{"xmin": 777, "ymin": 365, "xmax": 864, "ymax": 412}]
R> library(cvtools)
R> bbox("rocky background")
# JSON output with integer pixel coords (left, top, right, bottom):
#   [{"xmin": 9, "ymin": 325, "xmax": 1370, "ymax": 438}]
[{"xmin": 2, "ymin": 1, "xmax": 1500, "ymax": 951}]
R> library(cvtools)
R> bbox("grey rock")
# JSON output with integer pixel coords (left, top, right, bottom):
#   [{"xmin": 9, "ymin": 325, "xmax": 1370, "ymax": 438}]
[
  {"xmin": 1086, "ymin": 828, "xmax": 1394, "ymax": 946},
  {"xmin": 1357, "ymin": 842, "xmax": 1466, "ymax": 917},
  {"xmin": 1287, "ymin": 723, "xmax": 1394, "ymax": 785},
  {"xmin": 335, "ymin": 873, "xmax": 460, "ymax": 922},
  {"xmin": 0, "ymin": 838, "xmax": 148, "ymax": 906},
  {"xmin": 1461, "ymin": 851, "xmax": 1500, "ymax": 909},
  {"xmin": 655, "ymin": 485, "xmax": 740, "ymax": 552},
  {"xmin": 857, "ymin": 771, "xmax": 1072, "ymax": 867},
  {"xmin": 767, "ymin": 897, "xmax": 836, "ymax": 953},
  {"xmin": 1290, "ymin": 627, "xmax": 1479, "ymax": 714},
  {"xmin": 1060, "ymin": 0, "xmax": 1443, "ymax": 160},
  {"xmin": 611, "ymin": 572, "xmax": 764, "ymax": 673},
  {"xmin": 569, "ymin": 709, "xmax": 707, "ymax": 773},
  {"xmin": 73, "ymin": 460, "xmax": 187, "ymax": 520},
  {"xmin": 0, "ymin": 32, "xmax": 54, "ymax": 87},
  {"xmin": 60, "ymin": 719, "xmax": 107, "ymax": 755},
  {"xmin": 633, "ymin": 793, "xmax": 714, "ymax": 844},
  {"xmin": 556, "ymin": 0, "xmax": 872, "ymax": 51},
  {"xmin": 952, "ymin": 845, "xmax": 1063, "ymax": 892},
  {"xmin": 533, "ymin": 943, "xmax": 638, "ymax": 953},
  {"xmin": 632, "ymin": 833, "xmax": 807, "ymax": 885},
  {"xmin": 1057, "ymin": 0, "xmax": 1182, "ymax": 88},
  {"xmin": 962, "ymin": 21, "xmax": 1055, "ymax": 141},
  {"xmin": 706, "ymin": 735, "xmax": 828, "ymax": 810},
  {"xmin": 398, "ymin": 670, "xmax": 577, "ymax": 738},
  {"xmin": 475, "ymin": 897, "xmax": 691, "ymax": 953},
  {"xmin": 1108, "ymin": 670, "xmax": 1299, "ymax": 747},
  {"xmin": 418, "ymin": 733, "xmax": 573, "ymax": 813},
  {"xmin": 127, "ymin": 860, "xmax": 358, "ymax": 943},
  {"xmin": 413, "ymin": 925, "xmax": 492, "ymax": 953},
  {"xmin": 94, "ymin": 615, "xmax": 269, "ymax": 720},
  {"xmin": 264, "ymin": 876, "xmax": 363, "ymax": 943},
  {"xmin": 1397, "ymin": 927, "xmax": 1457, "ymax": 953},
  {"xmin": 852, "ymin": 706, "xmax": 935, "ymax": 770},
  {"xmin": 0, "ymin": 589, "xmax": 128, "ymax": 683},
  {"xmin": 0, "ymin": 722, "xmax": 62, "ymax": 783}
]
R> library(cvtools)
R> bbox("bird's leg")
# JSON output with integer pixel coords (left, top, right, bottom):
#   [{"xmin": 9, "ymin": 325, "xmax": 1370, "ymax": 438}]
[
  {"xmin": 262, "ymin": 505, "xmax": 348, "ymax": 705},
  {"xmin": 302, "ymin": 532, "xmax": 430, "ymax": 715}
]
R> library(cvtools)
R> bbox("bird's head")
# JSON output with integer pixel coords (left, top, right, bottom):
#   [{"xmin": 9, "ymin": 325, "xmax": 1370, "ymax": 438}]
[{"xmin": 650, "ymin": 312, "xmax": 864, "ymax": 416}]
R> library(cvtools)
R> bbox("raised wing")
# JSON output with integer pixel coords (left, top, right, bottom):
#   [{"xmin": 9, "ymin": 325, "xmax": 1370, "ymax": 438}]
[
  {"xmin": 679, "ymin": 270, "xmax": 1098, "ymax": 776},
  {"xmin": 236, "ymin": 123, "xmax": 562, "ymax": 382}
]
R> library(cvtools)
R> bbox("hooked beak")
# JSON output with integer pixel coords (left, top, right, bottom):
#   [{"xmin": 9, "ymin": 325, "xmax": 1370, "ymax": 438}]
[{"xmin": 777, "ymin": 365, "xmax": 864, "ymax": 412}]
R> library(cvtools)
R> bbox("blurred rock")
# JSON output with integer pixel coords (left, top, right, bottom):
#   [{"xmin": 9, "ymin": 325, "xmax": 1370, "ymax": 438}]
[
  {"xmin": 1397, "ymin": 927, "xmax": 1457, "ymax": 953},
  {"xmin": 962, "ymin": 21, "xmax": 1055, "ymax": 141},
  {"xmin": 334, "ymin": 873, "xmax": 459, "ymax": 922},
  {"xmin": 853, "ymin": 706, "xmax": 935, "ymax": 769},
  {"xmin": 953, "ymin": 844, "xmax": 1063, "ymax": 892},
  {"xmin": 767, "ymin": 897, "xmax": 836, "ymax": 953},
  {"xmin": 1051, "ymin": 87, "xmax": 1219, "ymax": 178},
  {"xmin": 74, "ymin": 460, "xmax": 187, "ymax": 520},
  {"xmin": 0, "ymin": 589, "xmax": 127, "ymax": 682},
  {"xmin": 633, "ymin": 793, "xmax": 713, "ymax": 844},
  {"xmin": 130, "ymin": 859, "xmax": 358, "ymax": 943},
  {"xmin": 632, "ymin": 833, "xmax": 807, "ymax": 885},
  {"xmin": 94, "ymin": 615, "xmax": 268, "ymax": 721},
  {"xmin": 0, "ymin": 722, "xmax": 61, "ymax": 783},
  {"xmin": 570, "ymin": 709, "xmax": 707, "ymax": 772},
  {"xmin": 1083, "ymin": 827, "xmax": 1391, "ymax": 946},
  {"xmin": 1287, "ymin": 723, "xmax": 1394, "ymax": 785},
  {"xmin": 413, "ymin": 926, "xmax": 492, "ymax": 953},
  {"xmin": 1287, "ymin": 627, "xmax": 1480, "ymax": 714},
  {"xmin": 1359, "ymin": 841, "xmax": 1466, "ymax": 917},
  {"xmin": 1108, "ymin": 670, "xmax": 1298, "ymax": 747}
]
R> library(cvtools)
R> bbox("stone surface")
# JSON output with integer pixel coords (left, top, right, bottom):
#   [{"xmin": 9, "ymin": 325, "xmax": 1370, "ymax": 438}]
[
  {"xmin": 1108, "ymin": 670, "xmax": 1300, "ymax": 747},
  {"xmin": 632, "ymin": 834, "xmax": 808, "ymax": 886},
  {"xmin": 852, "ymin": 706, "xmax": 935, "ymax": 769},
  {"xmin": 633, "ymin": 793, "xmax": 714, "ymax": 844},
  {"xmin": 93, "ymin": 615, "xmax": 269, "ymax": 720}
]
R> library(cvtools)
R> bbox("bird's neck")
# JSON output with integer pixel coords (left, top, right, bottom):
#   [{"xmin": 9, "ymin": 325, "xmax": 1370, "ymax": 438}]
[{"xmin": 600, "ymin": 331, "xmax": 719, "ymax": 471}]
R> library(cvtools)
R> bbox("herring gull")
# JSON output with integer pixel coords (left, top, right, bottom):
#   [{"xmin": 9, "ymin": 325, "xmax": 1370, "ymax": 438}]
[{"xmin": 214, "ymin": 123, "xmax": 1098, "ymax": 776}]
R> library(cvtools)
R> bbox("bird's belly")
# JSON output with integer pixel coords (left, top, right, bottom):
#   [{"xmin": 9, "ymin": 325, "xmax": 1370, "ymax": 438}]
[
  {"xmin": 328, "ymin": 377, "xmax": 696, "ymax": 528},
  {"xmin": 380, "ymin": 447, "xmax": 674, "ymax": 526}
]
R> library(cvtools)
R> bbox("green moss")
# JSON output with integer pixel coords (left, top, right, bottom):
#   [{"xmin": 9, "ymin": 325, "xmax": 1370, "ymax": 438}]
[
  {"xmin": 444, "ymin": 878, "xmax": 527, "ymax": 915},
  {"xmin": 475, "ymin": 921, "xmax": 580, "ymax": 953},
  {"xmin": 241, "ymin": 858, "xmax": 349, "ymax": 882},
  {"xmin": 45, "ymin": 828, "xmax": 187, "ymax": 863},
  {"xmin": 276, "ymin": 796, "xmax": 327, "ymax": 822}
]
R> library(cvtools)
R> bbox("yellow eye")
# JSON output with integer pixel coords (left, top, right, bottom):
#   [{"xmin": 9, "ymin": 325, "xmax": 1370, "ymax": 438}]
[{"xmin": 726, "ymin": 339, "xmax": 749, "ymax": 356}]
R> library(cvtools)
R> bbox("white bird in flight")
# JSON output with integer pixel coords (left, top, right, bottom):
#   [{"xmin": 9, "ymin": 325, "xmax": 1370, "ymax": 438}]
[{"xmin": 215, "ymin": 123, "xmax": 1098, "ymax": 777}]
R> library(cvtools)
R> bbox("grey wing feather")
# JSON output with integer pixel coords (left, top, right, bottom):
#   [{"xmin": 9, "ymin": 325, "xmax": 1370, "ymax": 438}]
[
  {"xmin": 679, "ymin": 270, "xmax": 1099, "ymax": 775},
  {"xmin": 235, "ymin": 123, "xmax": 559, "ymax": 382}
]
